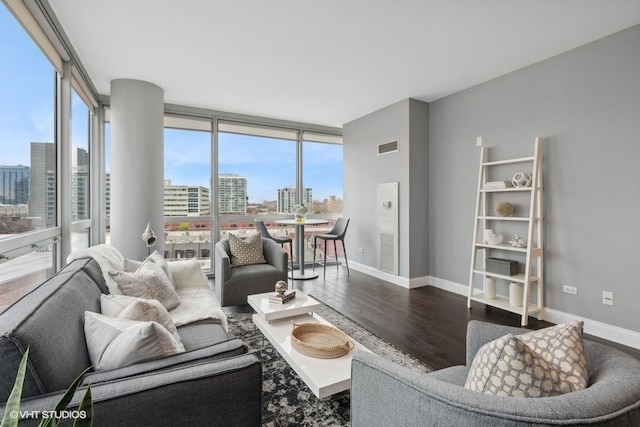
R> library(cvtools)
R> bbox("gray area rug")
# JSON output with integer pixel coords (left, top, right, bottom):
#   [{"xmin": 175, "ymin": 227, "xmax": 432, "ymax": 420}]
[{"xmin": 224, "ymin": 303, "xmax": 432, "ymax": 427}]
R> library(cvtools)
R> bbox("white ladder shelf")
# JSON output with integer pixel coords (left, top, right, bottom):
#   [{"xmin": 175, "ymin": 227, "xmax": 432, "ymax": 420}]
[{"xmin": 467, "ymin": 138, "xmax": 544, "ymax": 326}]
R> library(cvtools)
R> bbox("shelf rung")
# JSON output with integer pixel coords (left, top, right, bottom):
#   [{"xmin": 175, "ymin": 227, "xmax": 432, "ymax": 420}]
[
  {"xmin": 483, "ymin": 156, "xmax": 535, "ymax": 166},
  {"xmin": 480, "ymin": 187, "xmax": 532, "ymax": 193},
  {"xmin": 478, "ymin": 216, "xmax": 530, "ymax": 222},
  {"xmin": 472, "ymin": 270, "xmax": 539, "ymax": 283}
]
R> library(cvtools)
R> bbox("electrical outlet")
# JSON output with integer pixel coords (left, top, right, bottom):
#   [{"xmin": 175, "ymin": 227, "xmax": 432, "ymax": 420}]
[
  {"xmin": 476, "ymin": 136, "xmax": 483, "ymax": 147},
  {"xmin": 358, "ymin": 247, "xmax": 364, "ymax": 253},
  {"xmin": 602, "ymin": 291, "xmax": 614, "ymax": 306},
  {"xmin": 563, "ymin": 285, "xmax": 577, "ymax": 295}
]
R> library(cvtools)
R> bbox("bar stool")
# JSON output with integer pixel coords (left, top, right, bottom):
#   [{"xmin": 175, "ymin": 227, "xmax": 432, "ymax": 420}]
[
  {"xmin": 255, "ymin": 220, "xmax": 294, "ymax": 274},
  {"xmin": 313, "ymin": 218, "xmax": 350, "ymax": 277}
]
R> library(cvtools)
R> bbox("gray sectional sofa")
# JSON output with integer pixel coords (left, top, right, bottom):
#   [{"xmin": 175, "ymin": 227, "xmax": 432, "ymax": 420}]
[
  {"xmin": 351, "ymin": 320, "xmax": 640, "ymax": 426},
  {"xmin": 0, "ymin": 257, "xmax": 262, "ymax": 426}
]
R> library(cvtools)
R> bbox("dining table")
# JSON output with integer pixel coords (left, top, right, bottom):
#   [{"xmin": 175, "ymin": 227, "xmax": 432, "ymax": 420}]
[{"xmin": 275, "ymin": 218, "xmax": 329, "ymax": 280}]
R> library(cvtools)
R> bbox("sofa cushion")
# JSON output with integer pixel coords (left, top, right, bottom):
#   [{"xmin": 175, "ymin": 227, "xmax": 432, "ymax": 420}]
[
  {"xmin": 517, "ymin": 321, "xmax": 588, "ymax": 391},
  {"xmin": 464, "ymin": 333, "xmax": 569, "ymax": 397},
  {"xmin": 109, "ymin": 260, "xmax": 181, "ymax": 310},
  {"xmin": 229, "ymin": 233, "xmax": 266, "ymax": 267},
  {"xmin": 101, "ymin": 294, "xmax": 184, "ymax": 351},
  {"xmin": 84, "ymin": 312, "xmax": 184, "ymax": 371}
]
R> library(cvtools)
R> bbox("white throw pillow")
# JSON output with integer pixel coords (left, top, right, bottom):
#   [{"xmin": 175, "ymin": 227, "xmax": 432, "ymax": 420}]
[
  {"xmin": 167, "ymin": 259, "xmax": 209, "ymax": 290},
  {"xmin": 109, "ymin": 260, "xmax": 181, "ymax": 310},
  {"xmin": 84, "ymin": 312, "xmax": 184, "ymax": 371},
  {"xmin": 100, "ymin": 294, "xmax": 184, "ymax": 351}
]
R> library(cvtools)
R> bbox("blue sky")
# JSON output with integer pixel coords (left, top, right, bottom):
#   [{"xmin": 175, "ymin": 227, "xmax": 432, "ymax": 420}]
[{"xmin": 2, "ymin": 5, "xmax": 342, "ymax": 204}]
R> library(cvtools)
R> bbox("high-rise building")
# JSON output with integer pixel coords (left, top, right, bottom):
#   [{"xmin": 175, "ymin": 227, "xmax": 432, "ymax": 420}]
[
  {"xmin": 105, "ymin": 172, "xmax": 111, "ymax": 216},
  {"xmin": 0, "ymin": 165, "xmax": 30, "ymax": 205},
  {"xmin": 218, "ymin": 174, "xmax": 247, "ymax": 215},
  {"xmin": 29, "ymin": 142, "xmax": 56, "ymax": 227},
  {"xmin": 72, "ymin": 146, "xmax": 90, "ymax": 220},
  {"xmin": 277, "ymin": 185, "xmax": 312, "ymax": 213},
  {"xmin": 164, "ymin": 180, "xmax": 211, "ymax": 216}
]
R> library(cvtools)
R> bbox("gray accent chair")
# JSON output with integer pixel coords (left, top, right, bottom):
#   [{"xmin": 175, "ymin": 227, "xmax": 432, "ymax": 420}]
[
  {"xmin": 0, "ymin": 257, "xmax": 262, "ymax": 427},
  {"xmin": 214, "ymin": 237, "xmax": 288, "ymax": 306},
  {"xmin": 351, "ymin": 320, "xmax": 640, "ymax": 426}
]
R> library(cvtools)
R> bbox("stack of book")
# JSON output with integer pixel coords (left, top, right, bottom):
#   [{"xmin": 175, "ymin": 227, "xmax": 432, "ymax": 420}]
[
  {"xmin": 269, "ymin": 289, "xmax": 296, "ymax": 304},
  {"xmin": 484, "ymin": 181, "xmax": 513, "ymax": 189}
]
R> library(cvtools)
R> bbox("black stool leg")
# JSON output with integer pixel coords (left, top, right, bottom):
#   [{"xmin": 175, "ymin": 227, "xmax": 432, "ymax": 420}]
[
  {"xmin": 312, "ymin": 237, "xmax": 317, "ymax": 272},
  {"xmin": 334, "ymin": 240, "xmax": 338, "ymax": 272},
  {"xmin": 342, "ymin": 239, "xmax": 350, "ymax": 275},
  {"xmin": 323, "ymin": 239, "xmax": 327, "ymax": 277}
]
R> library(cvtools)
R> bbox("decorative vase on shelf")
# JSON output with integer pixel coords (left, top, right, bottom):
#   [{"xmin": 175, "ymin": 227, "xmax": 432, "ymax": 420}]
[
  {"xmin": 509, "ymin": 282, "xmax": 523, "ymax": 307},
  {"xmin": 483, "ymin": 229, "xmax": 503, "ymax": 245},
  {"xmin": 293, "ymin": 204, "xmax": 308, "ymax": 222},
  {"xmin": 484, "ymin": 277, "xmax": 496, "ymax": 299}
]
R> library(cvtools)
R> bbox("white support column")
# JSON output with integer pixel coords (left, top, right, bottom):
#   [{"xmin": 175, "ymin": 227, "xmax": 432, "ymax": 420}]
[{"xmin": 110, "ymin": 79, "xmax": 164, "ymax": 260}]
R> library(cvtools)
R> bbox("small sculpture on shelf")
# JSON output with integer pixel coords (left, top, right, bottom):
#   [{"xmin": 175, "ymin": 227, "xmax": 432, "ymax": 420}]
[
  {"xmin": 495, "ymin": 201, "xmax": 513, "ymax": 217},
  {"xmin": 508, "ymin": 234, "xmax": 527, "ymax": 248},
  {"xmin": 511, "ymin": 172, "xmax": 532, "ymax": 188},
  {"xmin": 483, "ymin": 229, "xmax": 504, "ymax": 245}
]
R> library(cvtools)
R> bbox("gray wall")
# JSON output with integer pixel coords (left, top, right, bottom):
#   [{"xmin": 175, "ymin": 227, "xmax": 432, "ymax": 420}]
[
  {"xmin": 344, "ymin": 98, "xmax": 429, "ymax": 279},
  {"xmin": 428, "ymin": 24, "xmax": 640, "ymax": 331}
]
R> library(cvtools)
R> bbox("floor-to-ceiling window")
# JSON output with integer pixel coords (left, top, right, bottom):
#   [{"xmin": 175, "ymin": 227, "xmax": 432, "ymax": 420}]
[
  {"xmin": 70, "ymin": 88, "xmax": 91, "ymax": 252},
  {"xmin": 163, "ymin": 115, "xmax": 212, "ymax": 268},
  {"xmin": 0, "ymin": 4, "xmax": 58, "ymax": 312}
]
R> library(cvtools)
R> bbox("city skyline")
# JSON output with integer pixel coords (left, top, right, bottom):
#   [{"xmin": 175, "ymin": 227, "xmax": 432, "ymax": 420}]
[{"xmin": 2, "ymin": 6, "xmax": 343, "ymax": 209}]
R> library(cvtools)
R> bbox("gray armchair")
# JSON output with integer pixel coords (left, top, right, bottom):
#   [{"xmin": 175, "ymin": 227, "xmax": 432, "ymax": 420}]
[
  {"xmin": 214, "ymin": 237, "xmax": 288, "ymax": 306},
  {"xmin": 351, "ymin": 320, "xmax": 640, "ymax": 426}
]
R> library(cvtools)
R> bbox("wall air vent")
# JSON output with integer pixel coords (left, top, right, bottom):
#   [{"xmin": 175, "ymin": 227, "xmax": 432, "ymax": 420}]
[{"xmin": 377, "ymin": 140, "xmax": 398, "ymax": 155}]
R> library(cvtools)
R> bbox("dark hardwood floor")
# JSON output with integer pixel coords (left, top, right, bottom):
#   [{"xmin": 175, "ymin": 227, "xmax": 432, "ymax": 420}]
[{"xmin": 286, "ymin": 267, "xmax": 640, "ymax": 371}]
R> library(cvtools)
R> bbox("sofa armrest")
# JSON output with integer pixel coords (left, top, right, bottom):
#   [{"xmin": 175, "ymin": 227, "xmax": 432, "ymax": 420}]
[
  {"xmin": 81, "ymin": 338, "xmax": 247, "ymax": 385},
  {"xmin": 214, "ymin": 241, "xmax": 231, "ymax": 282},
  {"xmin": 2, "ymin": 354, "xmax": 262, "ymax": 427},
  {"xmin": 262, "ymin": 238, "xmax": 287, "ymax": 273},
  {"xmin": 465, "ymin": 320, "xmax": 525, "ymax": 366}
]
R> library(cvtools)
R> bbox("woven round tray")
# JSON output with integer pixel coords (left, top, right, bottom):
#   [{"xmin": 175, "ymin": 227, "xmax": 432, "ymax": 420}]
[{"xmin": 290, "ymin": 322, "xmax": 354, "ymax": 359}]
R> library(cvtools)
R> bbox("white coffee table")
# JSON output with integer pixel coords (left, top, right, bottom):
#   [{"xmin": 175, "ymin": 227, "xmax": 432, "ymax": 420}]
[{"xmin": 248, "ymin": 291, "xmax": 372, "ymax": 399}]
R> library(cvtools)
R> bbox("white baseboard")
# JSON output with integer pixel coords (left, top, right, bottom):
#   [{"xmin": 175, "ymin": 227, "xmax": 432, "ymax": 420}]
[
  {"xmin": 427, "ymin": 275, "xmax": 640, "ymax": 350},
  {"xmin": 349, "ymin": 261, "xmax": 428, "ymax": 289}
]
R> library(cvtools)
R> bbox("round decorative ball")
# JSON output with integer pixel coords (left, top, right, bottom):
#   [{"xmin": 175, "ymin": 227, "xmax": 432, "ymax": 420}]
[
  {"xmin": 495, "ymin": 201, "xmax": 514, "ymax": 217},
  {"xmin": 274, "ymin": 280, "xmax": 288, "ymax": 294},
  {"xmin": 511, "ymin": 172, "xmax": 532, "ymax": 188}
]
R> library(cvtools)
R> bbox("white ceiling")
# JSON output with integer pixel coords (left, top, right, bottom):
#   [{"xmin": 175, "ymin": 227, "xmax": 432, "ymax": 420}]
[{"xmin": 49, "ymin": 0, "xmax": 640, "ymax": 129}]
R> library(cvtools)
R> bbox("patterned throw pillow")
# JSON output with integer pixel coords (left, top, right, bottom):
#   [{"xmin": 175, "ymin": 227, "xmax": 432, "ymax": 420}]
[
  {"xmin": 465, "ymin": 321, "xmax": 588, "ymax": 397},
  {"xmin": 109, "ymin": 260, "xmax": 181, "ymax": 310},
  {"xmin": 464, "ymin": 334, "xmax": 568, "ymax": 397},
  {"xmin": 229, "ymin": 233, "xmax": 266, "ymax": 267},
  {"xmin": 518, "ymin": 321, "xmax": 588, "ymax": 392}
]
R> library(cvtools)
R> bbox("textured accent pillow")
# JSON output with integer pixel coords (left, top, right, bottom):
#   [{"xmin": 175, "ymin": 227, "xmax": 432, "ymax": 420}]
[
  {"xmin": 84, "ymin": 312, "xmax": 184, "ymax": 371},
  {"xmin": 147, "ymin": 250, "xmax": 175, "ymax": 286},
  {"xmin": 100, "ymin": 294, "xmax": 184, "ymax": 351},
  {"xmin": 109, "ymin": 260, "xmax": 181, "ymax": 310},
  {"xmin": 229, "ymin": 233, "xmax": 266, "ymax": 267},
  {"xmin": 518, "ymin": 321, "xmax": 588, "ymax": 392},
  {"xmin": 464, "ymin": 334, "xmax": 568, "ymax": 397}
]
